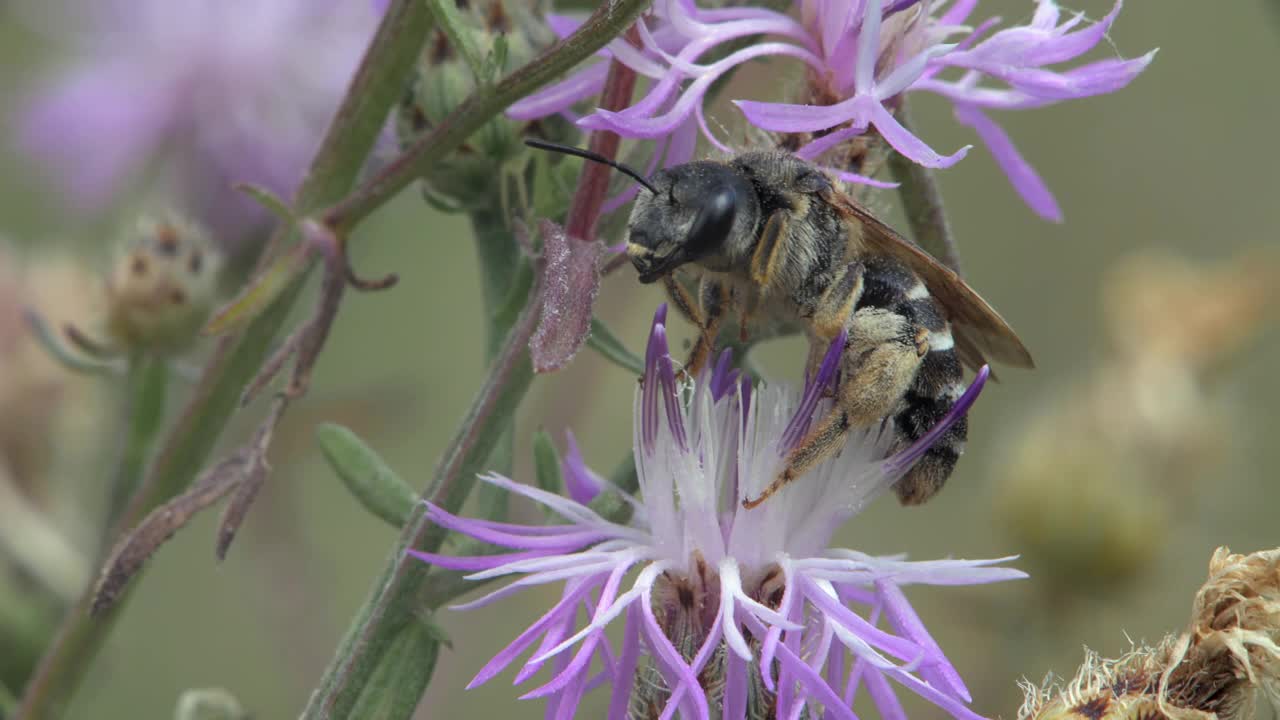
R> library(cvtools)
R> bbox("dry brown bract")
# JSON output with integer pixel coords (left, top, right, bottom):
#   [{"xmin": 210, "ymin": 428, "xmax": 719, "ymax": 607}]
[{"xmin": 1019, "ymin": 548, "xmax": 1280, "ymax": 720}]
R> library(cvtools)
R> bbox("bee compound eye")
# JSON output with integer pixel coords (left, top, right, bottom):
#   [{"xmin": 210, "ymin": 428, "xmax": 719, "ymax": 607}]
[{"xmin": 685, "ymin": 184, "xmax": 737, "ymax": 258}]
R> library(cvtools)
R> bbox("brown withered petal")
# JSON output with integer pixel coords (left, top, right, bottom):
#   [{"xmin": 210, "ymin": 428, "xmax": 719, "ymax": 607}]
[{"xmin": 529, "ymin": 220, "xmax": 602, "ymax": 374}]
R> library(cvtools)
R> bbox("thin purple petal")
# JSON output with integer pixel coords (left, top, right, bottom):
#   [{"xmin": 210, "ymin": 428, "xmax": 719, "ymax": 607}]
[
  {"xmin": 562, "ymin": 430, "xmax": 605, "ymax": 505},
  {"xmin": 607, "ymin": 605, "xmax": 644, "ymax": 719},
  {"xmin": 466, "ymin": 579, "xmax": 600, "ymax": 688},
  {"xmin": 954, "ymin": 104, "xmax": 1061, "ymax": 222},
  {"xmin": 885, "ymin": 366, "xmax": 988, "ymax": 475}
]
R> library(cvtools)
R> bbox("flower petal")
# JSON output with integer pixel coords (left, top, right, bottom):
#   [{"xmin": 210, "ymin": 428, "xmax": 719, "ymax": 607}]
[{"xmin": 953, "ymin": 104, "xmax": 1062, "ymax": 222}]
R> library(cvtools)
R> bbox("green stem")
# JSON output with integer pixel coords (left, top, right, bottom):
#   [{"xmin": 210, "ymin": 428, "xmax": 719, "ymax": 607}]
[
  {"xmin": 14, "ymin": 5, "xmax": 433, "ymax": 719},
  {"xmin": 470, "ymin": 210, "xmax": 523, "ymax": 522},
  {"xmin": 888, "ymin": 99, "xmax": 964, "ymax": 274},
  {"xmin": 322, "ymin": 0, "xmax": 654, "ymax": 234},
  {"xmin": 102, "ymin": 358, "xmax": 169, "ymax": 543},
  {"xmin": 300, "ymin": 276, "xmax": 542, "ymax": 719}
]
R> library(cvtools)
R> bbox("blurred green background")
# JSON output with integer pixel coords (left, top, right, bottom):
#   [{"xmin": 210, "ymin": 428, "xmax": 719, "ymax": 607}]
[{"xmin": 1, "ymin": 1, "xmax": 1279, "ymax": 718}]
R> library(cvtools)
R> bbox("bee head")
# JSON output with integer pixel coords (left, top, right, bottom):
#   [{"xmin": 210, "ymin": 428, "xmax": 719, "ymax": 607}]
[
  {"xmin": 626, "ymin": 162, "xmax": 760, "ymax": 284},
  {"xmin": 520, "ymin": 140, "xmax": 760, "ymax": 283}
]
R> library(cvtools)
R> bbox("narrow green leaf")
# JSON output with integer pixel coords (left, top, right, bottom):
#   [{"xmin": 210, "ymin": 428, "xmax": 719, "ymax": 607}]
[
  {"xmin": 425, "ymin": 0, "xmax": 486, "ymax": 81},
  {"xmin": 345, "ymin": 620, "xmax": 440, "ymax": 720},
  {"xmin": 485, "ymin": 35, "xmax": 509, "ymax": 82},
  {"xmin": 104, "ymin": 358, "xmax": 171, "ymax": 536},
  {"xmin": 233, "ymin": 183, "xmax": 298, "ymax": 226},
  {"xmin": 202, "ymin": 244, "xmax": 311, "ymax": 337},
  {"xmin": 532, "ymin": 430, "xmax": 564, "ymax": 497},
  {"xmin": 21, "ymin": 309, "xmax": 119, "ymax": 376},
  {"xmin": 586, "ymin": 317, "xmax": 645, "ymax": 375},
  {"xmin": 316, "ymin": 424, "xmax": 416, "ymax": 529}
]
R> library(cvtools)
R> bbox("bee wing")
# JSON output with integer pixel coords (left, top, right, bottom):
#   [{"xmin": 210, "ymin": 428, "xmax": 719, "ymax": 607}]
[{"xmin": 827, "ymin": 191, "xmax": 1035, "ymax": 370}]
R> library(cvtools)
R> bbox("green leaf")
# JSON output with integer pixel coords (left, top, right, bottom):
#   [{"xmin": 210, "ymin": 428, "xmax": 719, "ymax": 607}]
[
  {"xmin": 345, "ymin": 620, "xmax": 441, "ymax": 720},
  {"xmin": 202, "ymin": 243, "xmax": 311, "ymax": 337},
  {"xmin": 586, "ymin": 317, "xmax": 645, "ymax": 375},
  {"xmin": 21, "ymin": 308, "xmax": 119, "ymax": 376},
  {"xmin": 233, "ymin": 183, "xmax": 298, "ymax": 226},
  {"xmin": 425, "ymin": 0, "xmax": 486, "ymax": 82},
  {"xmin": 316, "ymin": 424, "xmax": 416, "ymax": 529},
  {"xmin": 532, "ymin": 429, "xmax": 564, "ymax": 500},
  {"xmin": 485, "ymin": 35, "xmax": 509, "ymax": 82}
]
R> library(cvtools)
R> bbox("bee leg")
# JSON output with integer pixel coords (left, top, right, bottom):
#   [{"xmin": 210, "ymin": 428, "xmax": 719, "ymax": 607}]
[
  {"xmin": 661, "ymin": 274, "xmax": 727, "ymax": 378},
  {"xmin": 805, "ymin": 261, "xmax": 866, "ymax": 388},
  {"xmin": 685, "ymin": 278, "xmax": 728, "ymax": 377},
  {"xmin": 743, "ymin": 308, "xmax": 924, "ymax": 509},
  {"xmin": 742, "ymin": 408, "xmax": 851, "ymax": 509},
  {"xmin": 662, "ymin": 273, "xmax": 704, "ymax": 327}
]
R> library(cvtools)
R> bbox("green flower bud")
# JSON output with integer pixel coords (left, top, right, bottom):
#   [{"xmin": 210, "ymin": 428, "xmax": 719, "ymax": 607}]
[
  {"xmin": 104, "ymin": 214, "xmax": 221, "ymax": 355},
  {"xmin": 396, "ymin": 0, "xmax": 577, "ymax": 210}
]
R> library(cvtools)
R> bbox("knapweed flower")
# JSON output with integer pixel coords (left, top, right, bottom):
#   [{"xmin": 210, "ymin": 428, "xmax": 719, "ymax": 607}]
[
  {"xmin": 411, "ymin": 306, "xmax": 1025, "ymax": 718},
  {"xmin": 15, "ymin": 0, "xmax": 380, "ymax": 246},
  {"xmin": 511, "ymin": 0, "xmax": 1155, "ymax": 220}
]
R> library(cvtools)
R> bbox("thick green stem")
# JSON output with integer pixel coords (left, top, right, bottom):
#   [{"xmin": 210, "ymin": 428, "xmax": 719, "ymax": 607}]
[
  {"xmin": 14, "ymin": 5, "xmax": 433, "ymax": 718},
  {"xmin": 470, "ymin": 210, "xmax": 523, "ymax": 523},
  {"xmin": 888, "ymin": 100, "xmax": 964, "ymax": 274},
  {"xmin": 102, "ymin": 358, "xmax": 169, "ymax": 542},
  {"xmin": 300, "ymin": 278, "xmax": 541, "ymax": 719}
]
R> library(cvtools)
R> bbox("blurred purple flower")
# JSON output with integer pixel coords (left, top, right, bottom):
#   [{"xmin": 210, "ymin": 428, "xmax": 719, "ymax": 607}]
[
  {"xmin": 15, "ymin": 0, "xmax": 380, "ymax": 245},
  {"xmin": 512, "ymin": 0, "xmax": 1155, "ymax": 221},
  {"xmin": 410, "ymin": 305, "xmax": 1024, "ymax": 718}
]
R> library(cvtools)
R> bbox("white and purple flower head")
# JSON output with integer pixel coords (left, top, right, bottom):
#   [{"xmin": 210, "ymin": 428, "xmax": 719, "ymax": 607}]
[
  {"xmin": 411, "ymin": 305, "xmax": 1025, "ymax": 718},
  {"xmin": 14, "ymin": 0, "xmax": 381, "ymax": 246},
  {"xmin": 510, "ymin": 0, "xmax": 1155, "ymax": 221}
]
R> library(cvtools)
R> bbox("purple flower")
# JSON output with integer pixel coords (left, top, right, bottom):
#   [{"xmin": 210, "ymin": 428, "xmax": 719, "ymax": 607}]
[
  {"xmin": 512, "ymin": 0, "xmax": 1154, "ymax": 220},
  {"xmin": 410, "ymin": 306, "xmax": 1025, "ymax": 718},
  {"xmin": 15, "ymin": 0, "xmax": 380, "ymax": 245}
]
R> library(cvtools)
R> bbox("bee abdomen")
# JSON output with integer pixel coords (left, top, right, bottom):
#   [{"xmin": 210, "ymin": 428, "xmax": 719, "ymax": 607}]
[
  {"xmin": 852, "ymin": 257, "xmax": 970, "ymax": 504},
  {"xmin": 892, "ymin": 349, "xmax": 967, "ymax": 505}
]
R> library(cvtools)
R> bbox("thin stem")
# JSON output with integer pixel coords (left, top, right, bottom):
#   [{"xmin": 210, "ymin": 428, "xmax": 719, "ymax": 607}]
[
  {"xmin": 322, "ymin": 0, "xmax": 654, "ymax": 234},
  {"xmin": 14, "ymin": 4, "xmax": 433, "ymax": 718},
  {"xmin": 102, "ymin": 358, "xmax": 169, "ymax": 543},
  {"xmin": 565, "ymin": 55, "xmax": 638, "ymax": 242},
  {"xmin": 888, "ymin": 99, "xmax": 964, "ymax": 274},
  {"xmin": 300, "ymin": 269, "xmax": 544, "ymax": 719}
]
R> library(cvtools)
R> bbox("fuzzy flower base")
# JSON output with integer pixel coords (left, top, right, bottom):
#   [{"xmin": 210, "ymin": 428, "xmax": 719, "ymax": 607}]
[{"xmin": 411, "ymin": 306, "xmax": 1024, "ymax": 718}]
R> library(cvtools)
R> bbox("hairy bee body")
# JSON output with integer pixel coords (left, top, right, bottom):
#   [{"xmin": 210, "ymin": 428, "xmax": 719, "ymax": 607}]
[{"xmin": 626, "ymin": 151, "xmax": 1027, "ymax": 505}]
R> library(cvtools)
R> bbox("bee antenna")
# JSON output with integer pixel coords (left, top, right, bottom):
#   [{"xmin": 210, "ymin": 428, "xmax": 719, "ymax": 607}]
[{"xmin": 524, "ymin": 139, "xmax": 658, "ymax": 195}]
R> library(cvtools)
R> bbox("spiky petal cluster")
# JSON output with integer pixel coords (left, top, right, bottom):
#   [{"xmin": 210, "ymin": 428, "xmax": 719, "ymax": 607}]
[
  {"xmin": 15, "ymin": 0, "xmax": 380, "ymax": 244},
  {"xmin": 410, "ymin": 305, "xmax": 1025, "ymax": 718},
  {"xmin": 511, "ymin": 0, "xmax": 1154, "ymax": 220}
]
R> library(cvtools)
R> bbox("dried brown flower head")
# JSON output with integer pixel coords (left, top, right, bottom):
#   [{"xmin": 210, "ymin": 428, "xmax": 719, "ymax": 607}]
[{"xmin": 1019, "ymin": 547, "xmax": 1280, "ymax": 720}]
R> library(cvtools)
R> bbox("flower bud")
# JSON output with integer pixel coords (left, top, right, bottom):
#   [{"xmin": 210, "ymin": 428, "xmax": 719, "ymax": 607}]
[
  {"xmin": 104, "ymin": 214, "xmax": 221, "ymax": 355},
  {"xmin": 396, "ymin": 0, "xmax": 576, "ymax": 208}
]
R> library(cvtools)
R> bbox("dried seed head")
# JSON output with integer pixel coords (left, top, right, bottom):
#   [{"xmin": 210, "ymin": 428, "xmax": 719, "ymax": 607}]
[
  {"xmin": 105, "ymin": 213, "xmax": 221, "ymax": 354},
  {"xmin": 1019, "ymin": 547, "xmax": 1280, "ymax": 720}
]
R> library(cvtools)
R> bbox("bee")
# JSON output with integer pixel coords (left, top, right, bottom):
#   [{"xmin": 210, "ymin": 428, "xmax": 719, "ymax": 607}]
[{"xmin": 525, "ymin": 140, "xmax": 1034, "ymax": 508}]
